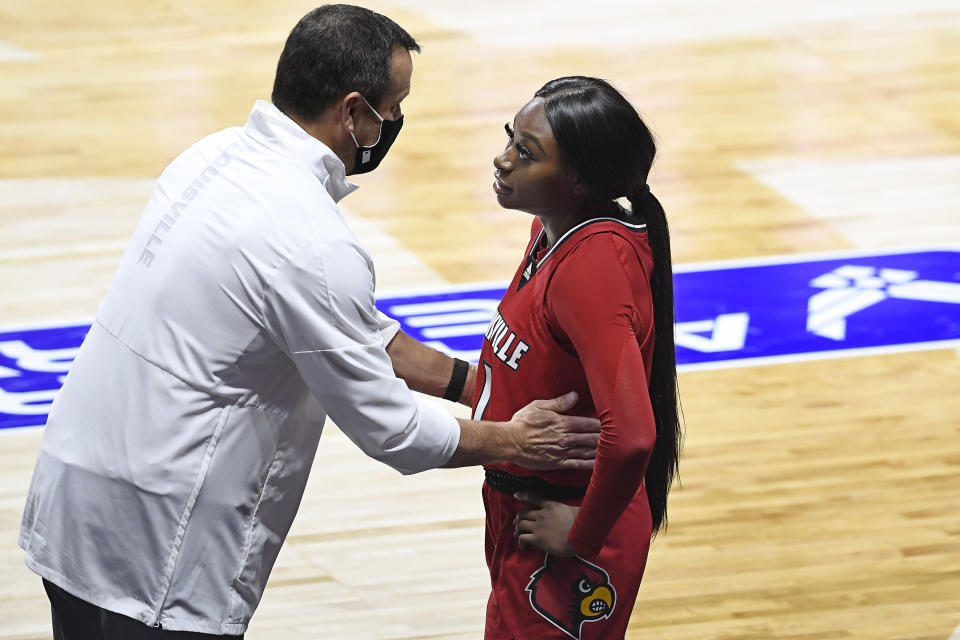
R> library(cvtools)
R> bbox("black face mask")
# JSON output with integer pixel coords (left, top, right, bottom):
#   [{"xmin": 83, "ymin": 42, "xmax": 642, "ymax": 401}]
[{"xmin": 349, "ymin": 95, "xmax": 403, "ymax": 174}]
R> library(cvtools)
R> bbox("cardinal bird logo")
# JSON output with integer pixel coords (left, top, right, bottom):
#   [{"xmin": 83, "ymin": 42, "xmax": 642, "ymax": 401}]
[{"xmin": 525, "ymin": 554, "xmax": 616, "ymax": 639}]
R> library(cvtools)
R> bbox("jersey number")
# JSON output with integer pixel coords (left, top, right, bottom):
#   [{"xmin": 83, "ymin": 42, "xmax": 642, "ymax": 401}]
[{"xmin": 472, "ymin": 361, "xmax": 493, "ymax": 421}]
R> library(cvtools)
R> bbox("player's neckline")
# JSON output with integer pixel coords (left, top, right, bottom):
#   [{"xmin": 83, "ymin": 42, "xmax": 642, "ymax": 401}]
[{"xmin": 517, "ymin": 215, "xmax": 648, "ymax": 290}]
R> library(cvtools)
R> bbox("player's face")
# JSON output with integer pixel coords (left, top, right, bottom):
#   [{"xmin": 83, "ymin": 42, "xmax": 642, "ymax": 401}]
[{"xmin": 492, "ymin": 99, "xmax": 577, "ymax": 216}]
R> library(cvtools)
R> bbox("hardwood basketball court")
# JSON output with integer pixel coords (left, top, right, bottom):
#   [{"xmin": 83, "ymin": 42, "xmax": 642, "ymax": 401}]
[{"xmin": 1, "ymin": 1, "xmax": 958, "ymax": 638}]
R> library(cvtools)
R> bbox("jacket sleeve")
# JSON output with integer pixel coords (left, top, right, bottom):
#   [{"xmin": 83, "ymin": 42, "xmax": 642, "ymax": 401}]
[
  {"xmin": 263, "ymin": 235, "xmax": 459, "ymax": 475},
  {"xmin": 375, "ymin": 309, "xmax": 402, "ymax": 347},
  {"xmin": 545, "ymin": 233, "xmax": 657, "ymax": 557}
]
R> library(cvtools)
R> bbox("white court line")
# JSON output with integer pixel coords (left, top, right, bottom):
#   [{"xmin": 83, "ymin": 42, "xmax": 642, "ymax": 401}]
[
  {"xmin": 339, "ymin": 204, "xmax": 448, "ymax": 291},
  {"xmin": 392, "ymin": 0, "xmax": 960, "ymax": 47},
  {"xmin": 373, "ymin": 245, "xmax": 960, "ymax": 290},
  {"xmin": 0, "ymin": 317, "xmax": 95, "ymax": 334},
  {"xmin": 0, "ymin": 240, "xmax": 130, "ymax": 261},
  {"xmin": 738, "ymin": 154, "xmax": 960, "ymax": 249},
  {"xmin": 0, "ymin": 424, "xmax": 43, "ymax": 435},
  {"xmin": 5, "ymin": 245, "xmax": 958, "ymax": 346},
  {"xmin": 0, "ymin": 176, "xmax": 446, "ymax": 289},
  {"xmin": 674, "ymin": 244, "xmax": 960, "ymax": 273},
  {"xmin": 0, "ymin": 40, "xmax": 36, "ymax": 61},
  {"xmin": 949, "ymin": 621, "xmax": 960, "ymax": 640},
  {"xmin": 3, "ymin": 250, "xmax": 959, "ymax": 430},
  {"xmin": 675, "ymin": 338, "xmax": 960, "ymax": 373}
]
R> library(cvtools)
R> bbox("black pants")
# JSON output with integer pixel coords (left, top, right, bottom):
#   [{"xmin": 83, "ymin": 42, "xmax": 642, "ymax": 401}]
[{"xmin": 43, "ymin": 580, "xmax": 243, "ymax": 640}]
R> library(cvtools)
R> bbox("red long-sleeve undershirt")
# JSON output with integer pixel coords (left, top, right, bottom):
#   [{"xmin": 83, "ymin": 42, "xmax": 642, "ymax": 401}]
[{"xmin": 545, "ymin": 232, "xmax": 658, "ymax": 558}]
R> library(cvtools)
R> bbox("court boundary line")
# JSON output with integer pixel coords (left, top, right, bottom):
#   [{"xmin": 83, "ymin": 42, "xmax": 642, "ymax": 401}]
[
  {"xmin": 670, "ymin": 243, "xmax": 958, "ymax": 273},
  {"xmin": 0, "ymin": 317, "xmax": 99, "ymax": 334},
  {"xmin": 675, "ymin": 338, "xmax": 960, "ymax": 372},
  {"xmin": 366, "ymin": 244, "xmax": 960, "ymax": 298},
  {"xmin": 4, "ymin": 245, "xmax": 957, "ymax": 331},
  {"xmin": 4, "ymin": 245, "xmax": 960, "ymax": 432}
]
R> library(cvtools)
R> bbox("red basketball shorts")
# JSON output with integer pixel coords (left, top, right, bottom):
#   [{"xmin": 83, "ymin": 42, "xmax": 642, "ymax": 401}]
[{"xmin": 481, "ymin": 482, "xmax": 652, "ymax": 640}]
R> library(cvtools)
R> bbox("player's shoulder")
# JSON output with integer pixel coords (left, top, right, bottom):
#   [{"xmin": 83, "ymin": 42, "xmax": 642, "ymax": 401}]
[
  {"xmin": 542, "ymin": 216, "xmax": 650, "ymax": 293},
  {"xmin": 562, "ymin": 214, "xmax": 649, "ymax": 260}
]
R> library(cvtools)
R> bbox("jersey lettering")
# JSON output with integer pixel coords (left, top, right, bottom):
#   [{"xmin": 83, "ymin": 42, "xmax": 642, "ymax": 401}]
[
  {"xmin": 505, "ymin": 342, "xmax": 529, "ymax": 369},
  {"xmin": 484, "ymin": 311, "xmax": 530, "ymax": 371},
  {"xmin": 496, "ymin": 333, "xmax": 515, "ymax": 360}
]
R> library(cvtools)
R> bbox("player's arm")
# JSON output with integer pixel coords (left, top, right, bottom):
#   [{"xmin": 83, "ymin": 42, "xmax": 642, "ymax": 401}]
[
  {"xmin": 383, "ymin": 329, "xmax": 476, "ymax": 405},
  {"xmin": 381, "ymin": 218, "xmax": 545, "ymax": 407},
  {"xmin": 517, "ymin": 234, "xmax": 657, "ymax": 557},
  {"xmin": 265, "ymin": 238, "xmax": 598, "ymax": 474}
]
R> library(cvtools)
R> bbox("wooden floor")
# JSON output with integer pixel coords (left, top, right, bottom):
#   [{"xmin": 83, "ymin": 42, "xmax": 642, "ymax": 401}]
[{"xmin": 2, "ymin": 1, "xmax": 960, "ymax": 638}]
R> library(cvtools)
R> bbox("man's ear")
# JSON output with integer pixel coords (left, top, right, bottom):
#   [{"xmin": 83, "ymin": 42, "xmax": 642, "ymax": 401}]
[{"xmin": 340, "ymin": 91, "xmax": 365, "ymax": 134}]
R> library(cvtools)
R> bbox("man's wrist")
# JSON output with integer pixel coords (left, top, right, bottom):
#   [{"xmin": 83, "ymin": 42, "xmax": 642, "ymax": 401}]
[
  {"xmin": 498, "ymin": 419, "xmax": 524, "ymax": 465},
  {"xmin": 443, "ymin": 418, "xmax": 518, "ymax": 468},
  {"xmin": 477, "ymin": 418, "xmax": 524, "ymax": 466}
]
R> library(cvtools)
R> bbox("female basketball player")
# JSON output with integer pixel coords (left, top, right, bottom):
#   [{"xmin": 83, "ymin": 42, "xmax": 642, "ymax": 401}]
[{"xmin": 474, "ymin": 76, "xmax": 683, "ymax": 639}]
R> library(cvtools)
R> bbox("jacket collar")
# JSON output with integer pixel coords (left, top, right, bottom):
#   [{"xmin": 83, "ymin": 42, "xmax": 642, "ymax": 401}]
[{"xmin": 244, "ymin": 100, "xmax": 358, "ymax": 203}]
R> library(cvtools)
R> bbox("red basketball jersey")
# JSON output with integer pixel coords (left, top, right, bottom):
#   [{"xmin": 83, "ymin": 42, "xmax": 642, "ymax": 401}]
[{"xmin": 473, "ymin": 213, "xmax": 658, "ymax": 556}]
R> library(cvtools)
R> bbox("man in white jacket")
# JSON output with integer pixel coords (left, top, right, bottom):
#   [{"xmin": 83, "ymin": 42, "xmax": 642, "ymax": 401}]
[{"xmin": 19, "ymin": 5, "xmax": 599, "ymax": 639}]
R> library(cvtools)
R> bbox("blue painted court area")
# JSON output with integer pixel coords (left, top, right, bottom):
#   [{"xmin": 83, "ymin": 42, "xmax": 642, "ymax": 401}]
[{"xmin": 3, "ymin": 247, "xmax": 959, "ymax": 430}]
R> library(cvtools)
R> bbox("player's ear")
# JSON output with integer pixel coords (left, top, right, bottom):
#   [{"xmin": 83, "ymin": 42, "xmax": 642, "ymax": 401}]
[{"xmin": 569, "ymin": 170, "xmax": 589, "ymax": 197}]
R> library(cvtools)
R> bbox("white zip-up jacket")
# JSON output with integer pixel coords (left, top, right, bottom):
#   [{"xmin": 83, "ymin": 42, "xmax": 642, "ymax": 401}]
[{"xmin": 19, "ymin": 100, "xmax": 461, "ymax": 635}]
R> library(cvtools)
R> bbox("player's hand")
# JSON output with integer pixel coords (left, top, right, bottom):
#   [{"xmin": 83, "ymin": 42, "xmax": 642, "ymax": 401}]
[
  {"xmin": 514, "ymin": 492, "xmax": 580, "ymax": 557},
  {"xmin": 507, "ymin": 392, "xmax": 600, "ymax": 471}
]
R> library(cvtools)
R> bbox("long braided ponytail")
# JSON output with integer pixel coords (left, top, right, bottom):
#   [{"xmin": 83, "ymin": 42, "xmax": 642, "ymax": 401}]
[
  {"xmin": 537, "ymin": 76, "xmax": 682, "ymax": 534},
  {"xmin": 628, "ymin": 184, "xmax": 681, "ymax": 534}
]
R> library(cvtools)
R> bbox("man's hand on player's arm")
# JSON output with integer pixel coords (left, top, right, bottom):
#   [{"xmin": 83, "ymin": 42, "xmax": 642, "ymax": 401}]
[
  {"xmin": 385, "ymin": 330, "xmax": 476, "ymax": 405},
  {"xmin": 443, "ymin": 391, "xmax": 600, "ymax": 470}
]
